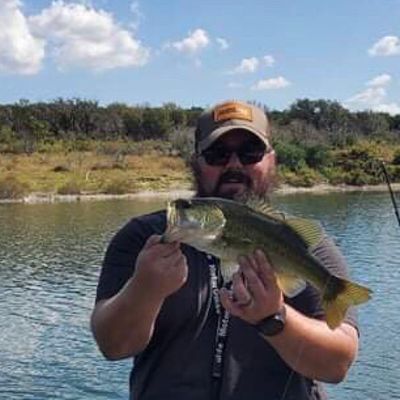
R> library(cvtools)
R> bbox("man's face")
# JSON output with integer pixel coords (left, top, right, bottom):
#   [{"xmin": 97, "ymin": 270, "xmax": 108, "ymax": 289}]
[{"xmin": 192, "ymin": 129, "xmax": 276, "ymax": 199}]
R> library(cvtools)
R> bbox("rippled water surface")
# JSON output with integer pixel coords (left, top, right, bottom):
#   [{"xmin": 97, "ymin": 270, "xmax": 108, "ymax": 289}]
[{"xmin": 1, "ymin": 193, "xmax": 399, "ymax": 399}]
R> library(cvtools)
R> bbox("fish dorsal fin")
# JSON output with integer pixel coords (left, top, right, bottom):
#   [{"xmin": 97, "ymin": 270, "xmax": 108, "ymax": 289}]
[
  {"xmin": 284, "ymin": 216, "xmax": 323, "ymax": 248},
  {"xmin": 277, "ymin": 273, "xmax": 307, "ymax": 298},
  {"xmin": 239, "ymin": 195, "xmax": 286, "ymax": 220}
]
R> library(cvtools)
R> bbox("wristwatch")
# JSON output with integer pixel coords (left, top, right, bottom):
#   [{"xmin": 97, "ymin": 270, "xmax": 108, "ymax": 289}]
[{"xmin": 254, "ymin": 305, "xmax": 286, "ymax": 337}]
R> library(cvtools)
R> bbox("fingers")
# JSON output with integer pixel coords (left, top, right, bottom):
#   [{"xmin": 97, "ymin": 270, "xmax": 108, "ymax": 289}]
[
  {"xmin": 167, "ymin": 250, "xmax": 186, "ymax": 267},
  {"xmin": 238, "ymin": 255, "xmax": 266, "ymax": 300},
  {"xmin": 253, "ymin": 249, "xmax": 278, "ymax": 287},
  {"xmin": 144, "ymin": 235, "xmax": 181, "ymax": 256},
  {"xmin": 220, "ymin": 287, "xmax": 245, "ymax": 316},
  {"xmin": 143, "ymin": 234, "xmax": 161, "ymax": 248},
  {"xmin": 231, "ymin": 272, "xmax": 252, "ymax": 306}
]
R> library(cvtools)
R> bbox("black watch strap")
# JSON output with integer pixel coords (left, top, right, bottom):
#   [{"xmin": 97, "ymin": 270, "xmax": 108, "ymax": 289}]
[{"xmin": 254, "ymin": 305, "xmax": 286, "ymax": 337}]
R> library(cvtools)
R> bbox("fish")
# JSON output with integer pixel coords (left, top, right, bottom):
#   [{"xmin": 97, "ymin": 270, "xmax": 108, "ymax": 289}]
[{"xmin": 161, "ymin": 196, "xmax": 372, "ymax": 329}]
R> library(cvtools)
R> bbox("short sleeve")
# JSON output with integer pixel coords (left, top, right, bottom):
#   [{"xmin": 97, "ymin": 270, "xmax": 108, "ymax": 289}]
[{"xmin": 95, "ymin": 211, "xmax": 166, "ymax": 302}]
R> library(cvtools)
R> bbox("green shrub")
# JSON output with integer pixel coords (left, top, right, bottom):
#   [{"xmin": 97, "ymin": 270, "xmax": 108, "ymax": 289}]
[
  {"xmin": 305, "ymin": 145, "xmax": 332, "ymax": 169},
  {"xmin": 0, "ymin": 139, "xmax": 27, "ymax": 154},
  {"xmin": 274, "ymin": 141, "xmax": 307, "ymax": 171},
  {"xmin": 392, "ymin": 150, "xmax": 400, "ymax": 165},
  {"xmin": 343, "ymin": 169, "xmax": 380, "ymax": 185},
  {"xmin": 321, "ymin": 167, "xmax": 345, "ymax": 185},
  {"xmin": 279, "ymin": 166, "xmax": 322, "ymax": 187},
  {"xmin": 384, "ymin": 165, "xmax": 400, "ymax": 182},
  {"xmin": 0, "ymin": 126, "xmax": 15, "ymax": 145},
  {"xmin": 0, "ymin": 176, "xmax": 29, "ymax": 199}
]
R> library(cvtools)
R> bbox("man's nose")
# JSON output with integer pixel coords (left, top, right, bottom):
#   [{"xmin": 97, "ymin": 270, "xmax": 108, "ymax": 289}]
[{"xmin": 225, "ymin": 152, "xmax": 243, "ymax": 168}]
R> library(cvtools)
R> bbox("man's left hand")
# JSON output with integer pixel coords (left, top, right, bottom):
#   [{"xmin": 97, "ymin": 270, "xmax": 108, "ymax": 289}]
[{"xmin": 219, "ymin": 249, "xmax": 284, "ymax": 325}]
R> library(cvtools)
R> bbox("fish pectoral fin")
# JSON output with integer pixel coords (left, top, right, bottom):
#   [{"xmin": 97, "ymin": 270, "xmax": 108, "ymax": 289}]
[{"xmin": 276, "ymin": 274, "xmax": 307, "ymax": 298}]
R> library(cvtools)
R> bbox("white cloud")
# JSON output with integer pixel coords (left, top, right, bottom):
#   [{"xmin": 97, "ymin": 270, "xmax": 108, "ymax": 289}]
[
  {"xmin": 230, "ymin": 54, "xmax": 275, "ymax": 74},
  {"xmin": 344, "ymin": 84, "xmax": 400, "ymax": 115},
  {"xmin": 345, "ymin": 75, "xmax": 400, "ymax": 115},
  {"xmin": 373, "ymin": 103, "xmax": 400, "ymax": 115},
  {"xmin": 0, "ymin": 0, "xmax": 45, "ymax": 75},
  {"xmin": 366, "ymin": 73, "xmax": 392, "ymax": 87},
  {"xmin": 29, "ymin": 0, "xmax": 150, "ymax": 71},
  {"xmin": 263, "ymin": 55, "xmax": 275, "ymax": 67},
  {"xmin": 168, "ymin": 28, "xmax": 209, "ymax": 54},
  {"xmin": 368, "ymin": 35, "xmax": 400, "ymax": 56},
  {"xmin": 216, "ymin": 37, "xmax": 229, "ymax": 50},
  {"xmin": 232, "ymin": 57, "xmax": 259, "ymax": 74},
  {"xmin": 347, "ymin": 87, "xmax": 387, "ymax": 106},
  {"xmin": 251, "ymin": 76, "xmax": 290, "ymax": 90}
]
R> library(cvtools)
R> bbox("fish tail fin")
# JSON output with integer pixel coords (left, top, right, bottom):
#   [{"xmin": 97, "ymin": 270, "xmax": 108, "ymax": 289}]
[{"xmin": 322, "ymin": 276, "xmax": 372, "ymax": 329}]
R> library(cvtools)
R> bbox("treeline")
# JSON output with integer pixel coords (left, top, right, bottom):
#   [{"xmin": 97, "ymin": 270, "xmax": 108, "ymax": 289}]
[
  {"xmin": 0, "ymin": 98, "xmax": 202, "ymax": 145},
  {"xmin": 1, "ymin": 98, "xmax": 400, "ymax": 149},
  {"xmin": 2, "ymin": 98, "xmax": 400, "ymax": 193}
]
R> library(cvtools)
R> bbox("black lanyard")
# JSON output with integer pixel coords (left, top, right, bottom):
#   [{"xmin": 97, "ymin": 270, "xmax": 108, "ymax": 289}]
[{"xmin": 207, "ymin": 253, "xmax": 231, "ymax": 397}]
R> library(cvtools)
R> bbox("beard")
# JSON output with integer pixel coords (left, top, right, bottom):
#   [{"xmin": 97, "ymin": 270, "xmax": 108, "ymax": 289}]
[{"xmin": 191, "ymin": 162, "xmax": 278, "ymax": 201}]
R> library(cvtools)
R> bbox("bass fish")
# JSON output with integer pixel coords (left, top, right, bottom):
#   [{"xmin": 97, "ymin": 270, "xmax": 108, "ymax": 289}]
[{"xmin": 162, "ymin": 197, "xmax": 372, "ymax": 329}]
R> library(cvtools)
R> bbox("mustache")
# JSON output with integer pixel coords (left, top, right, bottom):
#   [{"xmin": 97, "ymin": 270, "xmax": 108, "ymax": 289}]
[{"xmin": 217, "ymin": 170, "xmax": 251, "ymax": 188}]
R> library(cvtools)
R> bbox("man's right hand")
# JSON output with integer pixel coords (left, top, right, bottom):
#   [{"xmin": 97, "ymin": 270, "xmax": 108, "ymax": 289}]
[
  {"xmin": 133, "ymin": 235, "xmax": 188, "ymax": 300},
  {"xmin": 91, "ymin": 234, "xmax": 188, "ymax": 360}
]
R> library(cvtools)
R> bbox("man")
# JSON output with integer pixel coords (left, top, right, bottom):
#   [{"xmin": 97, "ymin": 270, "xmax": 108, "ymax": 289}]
[{"xmin": 91, "ymin": 101, "xmax": 359, "ymax": 400}]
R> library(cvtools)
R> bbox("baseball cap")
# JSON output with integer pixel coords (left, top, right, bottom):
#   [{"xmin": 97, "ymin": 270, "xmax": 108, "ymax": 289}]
[{"xmin": 195, "ymin": 100, "xmax": 271, "ymax": 153}]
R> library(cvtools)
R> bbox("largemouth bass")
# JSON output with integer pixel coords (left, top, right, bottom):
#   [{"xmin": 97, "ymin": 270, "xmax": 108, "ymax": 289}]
[{"xmin": 162, "ymin": 197, "xmax": 372, "ymax": 329}]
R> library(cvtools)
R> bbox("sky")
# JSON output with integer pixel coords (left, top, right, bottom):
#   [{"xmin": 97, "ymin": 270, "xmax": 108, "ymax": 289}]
[{"xmin": 0, "ymin": 0, "xmax": 399, "ymax": 114}]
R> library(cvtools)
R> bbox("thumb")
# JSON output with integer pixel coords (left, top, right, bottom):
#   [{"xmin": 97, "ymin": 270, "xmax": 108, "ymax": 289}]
[{"xmin": 143, "ymin": 234, "xmax": 161, "ymax": 249}]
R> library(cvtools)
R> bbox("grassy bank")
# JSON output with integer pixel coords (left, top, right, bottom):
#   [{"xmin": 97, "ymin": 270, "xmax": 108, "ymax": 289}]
[
  {"xmin": 0, "ymin": 147, "xmax": 192, "ymax": 199},
  {"xmin": 1, "ymin": 139, "xmax": 400, "ymax": 200}
]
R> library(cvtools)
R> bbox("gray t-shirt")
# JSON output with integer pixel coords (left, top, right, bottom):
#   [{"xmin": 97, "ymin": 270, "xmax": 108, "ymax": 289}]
[{"xmin": 96, "ymin": 210, "xmax": 357, "ymax": 400}]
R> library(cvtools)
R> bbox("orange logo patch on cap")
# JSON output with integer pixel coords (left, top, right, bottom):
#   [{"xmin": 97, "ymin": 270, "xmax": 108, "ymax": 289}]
[{"xmin": 214, "ymin": 102, "xmax": 253, "ymax": 122}]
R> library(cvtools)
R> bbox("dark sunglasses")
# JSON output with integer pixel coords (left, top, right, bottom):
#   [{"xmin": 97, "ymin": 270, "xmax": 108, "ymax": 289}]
[{"xmin": 201, "ymin": 142, "xmax": 270, "ymax": 166}]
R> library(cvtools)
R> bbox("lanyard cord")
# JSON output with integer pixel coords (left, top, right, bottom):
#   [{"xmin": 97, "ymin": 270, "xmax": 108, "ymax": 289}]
[{"xmin": 207, "ymin": 254, "xmax": 231, "ymax": 389}]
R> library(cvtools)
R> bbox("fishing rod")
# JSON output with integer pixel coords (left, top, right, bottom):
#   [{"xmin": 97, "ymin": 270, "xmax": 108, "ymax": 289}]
[{"xmin": 380, "ymin": 160, "xmax": 400, "ymax": 228}]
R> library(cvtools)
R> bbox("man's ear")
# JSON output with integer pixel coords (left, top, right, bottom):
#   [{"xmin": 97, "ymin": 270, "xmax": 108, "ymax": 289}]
[
  {"xmin": 269, "ymin": 150, "xmax": 277, "ymax": 166},
  {"xmin": 189, "ymin": 153, "xmax": 200, "ymax": 171}
]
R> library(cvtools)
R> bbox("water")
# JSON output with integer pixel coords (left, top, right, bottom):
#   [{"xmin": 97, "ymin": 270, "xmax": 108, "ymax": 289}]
[{"xmin": 1, "ymin": 193, "xmax": 399, "ymax": 399}]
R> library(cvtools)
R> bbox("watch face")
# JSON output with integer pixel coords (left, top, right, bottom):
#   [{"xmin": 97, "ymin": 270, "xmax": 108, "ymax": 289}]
[
  {"xmin": 255, "ymin": 307, "xmax": 286, "ymax": 336},
  {"xmin": 258, "ymin": 316, "xmax": 285, "ymax": 336}
]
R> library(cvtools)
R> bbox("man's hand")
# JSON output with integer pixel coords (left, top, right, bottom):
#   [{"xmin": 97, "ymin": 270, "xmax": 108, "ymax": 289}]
[
  {"xmin": 220, "ymin": 249, "xmax": 283, "ymax": 324},
  {"xmin": 133, "ymin": 235, "xmax": 188, "ymax": 300}
]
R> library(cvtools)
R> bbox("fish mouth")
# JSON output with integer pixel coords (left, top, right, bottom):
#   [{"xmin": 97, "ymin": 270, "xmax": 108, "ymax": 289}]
[{"xmin": 164, "ymin": 200, "xmax": 202, "ymax": 241}]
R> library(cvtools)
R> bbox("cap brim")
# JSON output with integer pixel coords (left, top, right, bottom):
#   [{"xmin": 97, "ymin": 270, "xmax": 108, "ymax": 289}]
[{"xmin": 197, "ymin": 125, "xmax": 270, "ymax": 153}]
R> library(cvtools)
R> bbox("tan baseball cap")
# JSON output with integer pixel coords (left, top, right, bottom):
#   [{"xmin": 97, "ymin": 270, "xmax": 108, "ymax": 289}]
[{"xmin": 195, "ymin": 100, "xmax": 271, "ymax": 153}]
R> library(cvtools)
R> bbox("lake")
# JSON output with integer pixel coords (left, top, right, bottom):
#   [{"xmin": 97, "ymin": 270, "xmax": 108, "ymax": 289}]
[{"xmin": 1, "ymin": 192, "xmax": 399, "ymax": 399}]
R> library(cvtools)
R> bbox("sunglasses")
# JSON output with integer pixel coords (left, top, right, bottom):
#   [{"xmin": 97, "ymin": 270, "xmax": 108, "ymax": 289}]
[{"xmin": 201, "ymin": 142, "xmax": 270, "ymax": 166}]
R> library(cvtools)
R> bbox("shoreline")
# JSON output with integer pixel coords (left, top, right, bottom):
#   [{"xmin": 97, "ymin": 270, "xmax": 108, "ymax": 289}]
[{"xmin": 1, "ymin": 183, "xmax": 399, "ymax": 204}]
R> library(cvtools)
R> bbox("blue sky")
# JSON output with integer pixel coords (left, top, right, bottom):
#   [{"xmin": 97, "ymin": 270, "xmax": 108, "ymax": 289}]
[{"xmin": 0, "ymin": 0, "xmax": 399, "ymax": 114}]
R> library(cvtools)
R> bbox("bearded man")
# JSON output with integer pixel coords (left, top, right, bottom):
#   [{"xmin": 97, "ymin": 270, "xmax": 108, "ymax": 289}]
[{"xmin": 91, "ymin": 100, "xmax": 359, "ymax": 400}]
